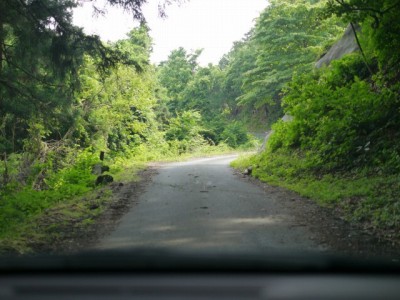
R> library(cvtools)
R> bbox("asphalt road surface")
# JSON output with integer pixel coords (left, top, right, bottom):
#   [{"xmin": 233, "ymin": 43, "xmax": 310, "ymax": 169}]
[{"xmin": 97, "ymin": 155, "xmax": 324, "ymax": 253}]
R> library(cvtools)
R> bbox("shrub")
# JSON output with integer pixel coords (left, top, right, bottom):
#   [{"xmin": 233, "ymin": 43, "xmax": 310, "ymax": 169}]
[
  {"xmin": 220, "ymin": 122, "xmax": 249, "ymax": 148},
  {"xmin": 268, "ymin": 53, "xmax": 400, "ymax": 172}
]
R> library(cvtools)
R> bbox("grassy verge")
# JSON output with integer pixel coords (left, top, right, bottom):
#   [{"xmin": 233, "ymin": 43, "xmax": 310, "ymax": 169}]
[
  {"xmin": 0, "ymin": 186, "xmax": 113, "ymax": 254},
  {"xmin": 0, "ymin": 164, "xmax": 138, "ymax": 255},
  {"xmin": 231, "ymin": 151, "xmax": 400, "ymax": 242}
]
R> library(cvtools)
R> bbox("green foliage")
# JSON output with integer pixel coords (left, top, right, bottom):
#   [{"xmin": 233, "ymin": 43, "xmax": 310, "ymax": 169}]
[
  {"xmin": 326, "ymin": 0, "xmax": 400, "ymax": 78},
  {"xmin": 45, "ymin": 149, "xmax": 98, "ymax": 190},
  {"xmin": 0, "ymin": 0, "xmax": 155, "ymax": 154},
  {"xmin": 157, "ymin": 48, "xmax": 202, "ymax": 111},
  {"xmin": 114, "ymin": 24, "xmax": 153, "ymax": 71},
  {"xmin": 157, "ymin": 47, "xmax": 258, "ymax": 149},
  {"xmin": 221, "ymin": 39, "xmax": 257, "ymax": 113},
  {"xmin": 268, "ymin": 53, "xmax": 400, "ymax": 172},
  {"xmin": 220, "ymin": 122, "xmax": 249, "ymax": 148},
  {"xmin": 238, "ymin": 0, "xmax": 345, "ymax": 116},
  {"xmin": 165, "ymin": 111, "xmax": 207, "ymax": 153},
  {"xmin": 181, "ymin": 65, "xmax": 225, "ymax": 119},
  {"xmin": 73, "ymin": 25, "xmax": 158, "ymax": 153},
  {"xmin": 0, "ymin": 149, "xmax": 97, "ymax": 237},
  {"xmin": 211, "ymin": 0, "xmax": 346, "ymax": 129},
  {"xmin": 165, "ymin": 111, "xmax": 203, "ymax": 141}
]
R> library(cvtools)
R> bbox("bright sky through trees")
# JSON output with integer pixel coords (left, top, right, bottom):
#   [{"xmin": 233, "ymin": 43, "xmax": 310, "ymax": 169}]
[{"xmin": 72, "ymin": 0, "xmax": 268, "ymax": 65}]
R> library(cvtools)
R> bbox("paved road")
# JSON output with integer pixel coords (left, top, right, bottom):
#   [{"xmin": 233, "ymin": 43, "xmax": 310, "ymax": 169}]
[{"xmin": 97, "ymin": 155, "xmax": 323, "ymax": 253}]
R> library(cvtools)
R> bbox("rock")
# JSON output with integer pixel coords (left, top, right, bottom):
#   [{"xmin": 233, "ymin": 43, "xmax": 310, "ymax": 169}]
[
  {"xmin": 92, "ymin": 164, "xmax": 110, "ymax": 175},
  {"xmin": 92, "ymin": 163, "xmax": 103, "ymax": 175},
  {"xmin": 243, "ymin": 166, "xmax": 253, "ymax": 176},
  {"xmin": 95, "ymin": 174, "xmax": 114, "ymax": 186},
  {"xmin": 315, "ymin": 24, "xmax": 360, "ymax": 69},
  {"xmin": 89, "ymin": 203, "xmax": 99, "ymax": 210},
  {"xmin": 101, "ymin": 165, "xmax": 110, "ymax": 173}
]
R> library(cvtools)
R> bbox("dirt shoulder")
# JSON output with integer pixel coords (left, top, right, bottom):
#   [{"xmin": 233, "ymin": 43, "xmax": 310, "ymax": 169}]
[
  {"xmin": 74, "ymin": 166, "xmax": 160, "ymax": 253},
  {"xmin": 237, "ymin": 171, "xmax": 400, "ymax": 259}
]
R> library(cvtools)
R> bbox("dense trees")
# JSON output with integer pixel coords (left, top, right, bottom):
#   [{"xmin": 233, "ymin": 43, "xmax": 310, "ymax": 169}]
[
  {"xmin": 157, "ymin": 48, "xmax": 202, "ymax": 112},
  {"xmin": 210, "ymin": 0, "xmax": 345, "ymax": 128},
  {"xmin": 156, "ymin": 48, "xmax": 252, "ymax": 148},
  {"xmin": 218, "ymin": 38, "xmax": 258, "ymax": 121},
  {"xmin": 0, "ymin": 1, "xmax": 179, "ymax": 197},
  {"xmin": 0, "ymin": 0, "xmax": 178, "ymax": 155},
  {"xmin": 0, "ymin": 0, "xmax": 152, "ymax": 154},
  {"xmin": 265, "ymin": 0, "xmax": 400, "ymax": 173},
  {"xmin": 155, "ymin": 0, "xmax": 347, "ymax": 143}
]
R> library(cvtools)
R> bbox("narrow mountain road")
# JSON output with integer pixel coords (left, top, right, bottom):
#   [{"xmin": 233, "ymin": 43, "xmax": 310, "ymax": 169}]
[{"xmin": 96, "ymin": 155, "xmax": 325, "ymax": 253}]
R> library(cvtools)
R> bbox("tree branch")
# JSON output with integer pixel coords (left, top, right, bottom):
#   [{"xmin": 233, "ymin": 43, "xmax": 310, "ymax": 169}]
[{"xmin": 350, "ymin": 22, "xmax": 373, "ymax": 76}]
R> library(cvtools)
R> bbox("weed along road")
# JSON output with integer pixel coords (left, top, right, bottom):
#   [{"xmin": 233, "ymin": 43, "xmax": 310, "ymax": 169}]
[{"xmin": 96, "ymin": 155, "xmax": 324, "ymax": 253}]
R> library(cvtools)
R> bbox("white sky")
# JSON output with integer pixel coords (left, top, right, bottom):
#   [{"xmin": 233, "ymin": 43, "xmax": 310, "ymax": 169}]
[{"xmin": 72, "ymin": 0, "xmax": 268, "ymax": 65}]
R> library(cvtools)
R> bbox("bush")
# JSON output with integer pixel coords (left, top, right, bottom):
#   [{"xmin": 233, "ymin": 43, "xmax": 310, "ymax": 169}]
[
  {"xmin": 220, "ymin": 122, "xmax": 249, "ymax": 148},
  {"xmin": 45, "ymin": 149, "xmax": 98, "ymax": 190},
  {"xmin": 269, "ymin": 53, "xmax": 400, "ymax": 172},
  {"xmin": 165, "ymin": 110, "xmax": 204, "ymax": 141}
]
